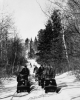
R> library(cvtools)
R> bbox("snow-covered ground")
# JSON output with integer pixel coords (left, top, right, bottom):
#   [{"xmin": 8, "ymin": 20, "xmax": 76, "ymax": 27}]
[
  {"xmin": 0, "ymin": 69, "xmax": 80, "ymax": 100},
  {"xmin": 27, "ymin": 59, "xmax": 40, "ymax": 75}
]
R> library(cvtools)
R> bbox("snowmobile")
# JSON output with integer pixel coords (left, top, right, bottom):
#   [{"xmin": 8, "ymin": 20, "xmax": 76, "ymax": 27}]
[
  {"xmin": 44, "ymin": 78, "xmax": 61, "ymax": 93},
  {"xmin": 17, "ymin": 73, "xmax": 31, "ymax": 93}
]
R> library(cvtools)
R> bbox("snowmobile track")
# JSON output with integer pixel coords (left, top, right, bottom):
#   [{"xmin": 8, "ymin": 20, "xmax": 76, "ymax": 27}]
[
  {"xmin": 10, "ymin": 91, "xmax": 29, "ymax": 100},
  {"xmin": 0, "ymin": 91, "xmax": 17, "ymax": 99},
  {"xmin": 0, "ymin": 91, "xmax": 29, "ymax": 100}
]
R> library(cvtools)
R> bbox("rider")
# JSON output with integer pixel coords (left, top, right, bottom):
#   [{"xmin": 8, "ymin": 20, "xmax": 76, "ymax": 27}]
[{"xmin": 17, "ymin": 65, "xmax": 30, "ymax": 81}]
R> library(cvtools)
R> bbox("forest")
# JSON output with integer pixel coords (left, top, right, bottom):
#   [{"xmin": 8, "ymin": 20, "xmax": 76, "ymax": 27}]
[{"xmin": 0, "ymin": 0, "xmax": 80, "ymax": 80}]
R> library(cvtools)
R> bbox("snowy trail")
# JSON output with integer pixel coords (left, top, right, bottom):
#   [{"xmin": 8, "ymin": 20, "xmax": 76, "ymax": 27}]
[
  {"xmin": 0, "ymin": 76, "xmax": 68, "ymax": 100},
  {"xmin": 11, "ymin": 75, "xmax": 45, "ymax": 100},
  {"xmin": 0, "ymin": 71, "xmax": 80, "ymax": 100},
  {"xmin": 0, "ymin": 75, "xmax": 45, "ymax": 100}
]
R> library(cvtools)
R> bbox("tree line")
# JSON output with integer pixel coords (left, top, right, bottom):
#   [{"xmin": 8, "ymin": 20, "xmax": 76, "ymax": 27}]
[
  {"xmin": 34, "ymin": 0, "xmax": 80, "ymax": 78},
  {"xmin": 25, "ymin": 37, "xmax": 38, "ymax": 59},
  {"xmin": 0, "ymin": 15, "xmax": 27, "ymax": 77}
]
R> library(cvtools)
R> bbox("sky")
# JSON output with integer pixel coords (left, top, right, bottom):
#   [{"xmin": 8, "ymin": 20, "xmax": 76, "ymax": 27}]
[
  {"xmin": 0, "ymin": 0, "xmax": 67, "ymax": 40},
  {"xmin": 0, "ymin": 0, "xmax": 48, "ymax": 40}
]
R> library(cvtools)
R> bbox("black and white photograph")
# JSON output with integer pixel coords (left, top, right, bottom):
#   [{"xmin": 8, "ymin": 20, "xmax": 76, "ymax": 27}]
[{"xmin": 0, "ymin": 0, "xmax": 80, "ymax": 100}]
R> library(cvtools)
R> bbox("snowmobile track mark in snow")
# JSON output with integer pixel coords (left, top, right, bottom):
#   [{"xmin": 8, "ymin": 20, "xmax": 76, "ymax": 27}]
[
  {"xmin": 10, "ymin": 91, "xmax": 29, "ymax": 100},
  {"xmin": 28, "ymin": 92, "xmax": 58, "ymax": 100},
  {"xmin": 0, "ymin": 91, "xmax": 29, "ymax": 100},
  {"xmin": 0, "ymin": 91, "xmax": 17, "ymax": 100}
]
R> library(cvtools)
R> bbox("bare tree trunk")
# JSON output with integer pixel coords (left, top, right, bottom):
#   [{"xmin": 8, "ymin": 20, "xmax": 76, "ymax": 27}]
[
  {"xmin": 12, "ymin": 52, "xmax": 16, "ymax": 74},
  {"xmin": 62, "ymin": 32, "xmax": 70, "ymax": 71},
  {"xmin": 5, "ymin": 31, "xmax": 9, "ymax": 73}
]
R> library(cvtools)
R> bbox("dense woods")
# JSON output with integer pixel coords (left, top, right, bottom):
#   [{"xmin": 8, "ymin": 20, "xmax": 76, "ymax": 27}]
[
  {"xmin": 34, "ymin": 0, "xmax": 80, "ymax": 78},
  {"xmin": 36, "ymin": 10, "xmax": 64, "ymax": 76},
  {"xmin": 0, "ymin": 15, "xmax": 27, "ymax": 77}
]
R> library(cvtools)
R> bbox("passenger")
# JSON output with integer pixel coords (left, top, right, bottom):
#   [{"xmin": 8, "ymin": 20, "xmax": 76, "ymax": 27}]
[
  {"xmin": 37, "ymin": 64, "xmax": 44, "ymax": 85},
  {"xmin": 33, "ymin": 65, "xmax": 38, "ymax": 80},
  {"xmin": 33, "ymin": 65, "xmax": 38, "ymax": 73},
  {"xmin": 30, "ymin": 63, "xmax": 32, "ymax": 68},
  {"xmin": 37, "ymin": 64, "xmax": 44, "ymax": 77}
]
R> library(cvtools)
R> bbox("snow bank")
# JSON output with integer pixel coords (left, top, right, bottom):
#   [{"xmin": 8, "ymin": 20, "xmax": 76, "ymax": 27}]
[
  {"xmin": 1, "ymin": 76, "xmax": 17, "ymax": 87},
  {"xmin": 56, "ymin": 71, "xmax": 76, "ymax": 84}
]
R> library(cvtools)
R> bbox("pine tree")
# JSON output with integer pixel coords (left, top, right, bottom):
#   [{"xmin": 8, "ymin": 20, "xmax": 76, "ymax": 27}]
[
  {"xmin": 37, "ymin": 20, "xmax": 53, "ymax": 65},
  {"xmin": 25, "ymin": 38, "xmax": 29, "ymax": 49},
  {"xmin": 33, "ymin": 37, "xmax": 38, "ymax": 52},
  {"xmin": 37, "ymin": 10, "xmax": 63, "ymax": 75},
  {"xmin": 49, "ymin": 10, "xmax": 63, "ymax": 63},
  {"xmin": 28, "ymin": 38, "xmax": 35, "ymax": 58}
]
